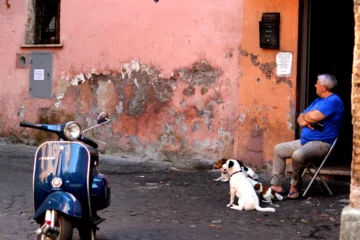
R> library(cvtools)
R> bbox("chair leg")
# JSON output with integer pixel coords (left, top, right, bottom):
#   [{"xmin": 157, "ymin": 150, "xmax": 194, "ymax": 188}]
[
  {"xmin": 301, "ymin": 167, "xmax": 308, "ymax": 178},
  {"xmin": 303, "ymin": 172, "xmax": 317, "ymax": 197},
  {"xmin": 309, "ymin": 164, "xmax": 324, "ymax": 192},
  {"xmin": 303, "ymin": 163, "xmax": 333, "ymax": 197},
  {"xmin": 301, "ymin": 137, "xmax": 337, "ymax": 197},
  {"xmin": 302, "ymin": 166, "xmax": 323, "ymax": 196},
  {"xmin": 316, "ymin": 171, "xmax": 333, "ymax": 195}
]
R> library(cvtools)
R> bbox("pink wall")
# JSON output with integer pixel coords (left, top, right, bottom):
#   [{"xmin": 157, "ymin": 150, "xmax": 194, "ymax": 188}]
[{"xmin": 0, "ymin": 0, "xmax": 299, "ymax": 168}]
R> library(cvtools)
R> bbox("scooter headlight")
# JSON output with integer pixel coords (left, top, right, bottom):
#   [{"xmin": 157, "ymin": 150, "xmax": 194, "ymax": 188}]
[
  {"xmin": 64, "ymin": 121, "xmax": 81, "ymax": 140},
  {"xmin": 51, "ymin": 178, "xmax": 63, "ymax": 188}
]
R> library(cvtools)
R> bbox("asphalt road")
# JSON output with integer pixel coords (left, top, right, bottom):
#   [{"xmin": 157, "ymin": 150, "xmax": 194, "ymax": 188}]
[{"xmin": 0, "ymin": 141, "xmax": 350, "ymax": 240}]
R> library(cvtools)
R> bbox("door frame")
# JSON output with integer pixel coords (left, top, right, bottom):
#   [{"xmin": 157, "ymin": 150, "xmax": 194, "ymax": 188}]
[{"xmin": 296, "ymin": 0, "xmax": 311, "ymax": 138}]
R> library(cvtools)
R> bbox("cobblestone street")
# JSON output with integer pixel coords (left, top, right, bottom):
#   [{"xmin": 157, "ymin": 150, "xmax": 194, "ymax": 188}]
[{"xmin": 0, "ymin": 140, "xmax": 350, "ymax": 240}]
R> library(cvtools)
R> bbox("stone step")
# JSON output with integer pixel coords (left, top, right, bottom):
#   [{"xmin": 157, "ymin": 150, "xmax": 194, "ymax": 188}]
[{"xmin": 286, "ymin": 165, "xmax": 351, "ymax": 176}]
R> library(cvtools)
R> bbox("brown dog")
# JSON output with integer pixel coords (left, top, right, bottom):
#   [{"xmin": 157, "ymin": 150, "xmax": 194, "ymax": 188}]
[
  {"xmin": 213, "ymin": 158, "xmax": 259, "ymax": 182},
  {"xmin": 213, "ymin": 158, "xmax": 230, "ymax": 182}
]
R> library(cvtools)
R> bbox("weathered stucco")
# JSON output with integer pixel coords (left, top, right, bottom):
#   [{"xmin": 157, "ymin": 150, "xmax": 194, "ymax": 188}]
[
  {"xmin": 52, "ymin": 61, "xmax": 233, "ymax": 162},
  {"xmin": 0, "ymin": 0, "xmax": 299, "ymax": 168},
  {"xmin": 5, "ymin": 0, "xmax": 11, "ymax": 9},
  {"xmin": 234, "ymin": 0, "xmax": 299, "ymax": 168},
  {"xmin": 350, "ymin": 1, "xmax": 360, "ymax": 209}
]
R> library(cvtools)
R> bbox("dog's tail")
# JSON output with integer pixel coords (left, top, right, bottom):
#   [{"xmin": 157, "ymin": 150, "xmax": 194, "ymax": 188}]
[
  {"xmin": 275, "ymin": 193, "xmax": 283, "ymax": 201},
  {"xmin": 255, "ymin": 205, "xmax": 276, "ymax": 212}
]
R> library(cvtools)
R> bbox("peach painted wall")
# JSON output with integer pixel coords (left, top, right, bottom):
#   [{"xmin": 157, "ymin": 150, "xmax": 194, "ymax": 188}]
[
  {"xmin": 0, "ymin": 0, "xmax": 299, "ymax": 168},
  {"xmin": 235, "ymin": 0, "xmax": 299, "ymax": 167}
]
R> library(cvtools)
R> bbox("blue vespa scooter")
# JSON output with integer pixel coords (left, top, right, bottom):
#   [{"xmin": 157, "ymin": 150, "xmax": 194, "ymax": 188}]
[{"xmin": 20, "ymin": 112, "xmax": 111, "ymax": 240}]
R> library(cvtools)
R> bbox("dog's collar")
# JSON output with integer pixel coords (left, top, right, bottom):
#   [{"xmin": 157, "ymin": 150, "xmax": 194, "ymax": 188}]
[{"xmin": 230, "ymin": 170, "xmax": 242, "ymax": 177}]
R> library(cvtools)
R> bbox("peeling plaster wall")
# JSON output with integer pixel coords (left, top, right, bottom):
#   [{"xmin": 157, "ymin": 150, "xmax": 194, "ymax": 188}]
[
  {"xmin": 55, "ymin": 61, "xmax": 234, "ymax": 162},
  {"xmin": 0, "ymin": 0, "xmax": 299, "ymax": 167}
]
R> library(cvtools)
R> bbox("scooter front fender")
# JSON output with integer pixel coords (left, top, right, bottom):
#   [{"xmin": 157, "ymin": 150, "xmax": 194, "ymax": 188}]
[{"xmin": 34, "ymin": 192, "xmax": 82, "ymax": 220}]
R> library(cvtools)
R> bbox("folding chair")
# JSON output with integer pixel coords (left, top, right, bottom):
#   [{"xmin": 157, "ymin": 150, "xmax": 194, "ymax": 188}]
[{"xmin": 301, "ymin": 136, "xmax": 338, "ymax": 197}]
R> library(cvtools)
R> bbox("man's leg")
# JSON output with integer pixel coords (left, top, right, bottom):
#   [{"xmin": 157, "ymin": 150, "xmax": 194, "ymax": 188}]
[
  {"xmin": 288, "ymin": 141, "xmax": 331, "ymax": 197},
  {"xmin": 291, "ymin": 141, "xmax": 331, "ymax": 186},
  {"xmin": 270, "ymin": 140, "xmax": 302, "ymax": 190}
]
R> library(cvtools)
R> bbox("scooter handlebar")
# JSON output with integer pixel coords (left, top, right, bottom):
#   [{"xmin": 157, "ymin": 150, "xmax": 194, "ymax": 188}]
[
  {"xmin": 20, "ymin": 122, "xmax": 63, "ymax": 137},
  {"xmin": 20, "ymin": 122, "xmax": 99, "ymax": 149},
  {"xmin": 81, "ymin": 136, "xmax": 99, "ymax": 149},
  {"xmin": 20, "ymin": 122, "xmax": 43, "ymax": 129}
]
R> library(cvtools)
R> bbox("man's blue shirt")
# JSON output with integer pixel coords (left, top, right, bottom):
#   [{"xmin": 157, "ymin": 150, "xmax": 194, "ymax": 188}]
[{"xmin": 301, "ymin": 94, "xmax": 344, "ymax": 145}]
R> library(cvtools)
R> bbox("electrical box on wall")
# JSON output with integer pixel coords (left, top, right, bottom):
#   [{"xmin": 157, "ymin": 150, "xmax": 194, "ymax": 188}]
[
  {"xmin": 29, "ymin": 51, "xmax": 53, "ymax": 99},
  {"xmin": 259, "ymin": 13, "xmax": 280, "ymax": 49}
]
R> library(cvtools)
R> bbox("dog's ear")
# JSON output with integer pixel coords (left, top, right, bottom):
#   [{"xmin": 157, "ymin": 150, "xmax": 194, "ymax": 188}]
[
  {"xmin": 236, "ymin": 160, "xmax": 244, "ymax": 166},
  {"xmin": 228, "ymin": 160, "xmax": 234, "ymax": 168},
  {"xmin": 220, "ymin": 158, "xmax": 227, "ymax": 164},
  {"xmin": 236, "ymin": 160, "xmax": 248, "ymax": 171}
]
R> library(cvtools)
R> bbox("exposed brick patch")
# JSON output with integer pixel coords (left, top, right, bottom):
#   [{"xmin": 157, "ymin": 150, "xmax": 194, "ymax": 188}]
[
  {"xmin": 238, "ymin": 46, "xmax": 249, "ymax": 57},
  {"xmin": 276, "ymin": 77, "xmax": 293, "ymax": 88},
  {"xmin": 183, "ymin": 86, "xmax": 195, "ymax": 96},
  {"xmin": 260, "ymin": 62, "xmax": 276, "ymax": 79},
  {"xmin": 250, "ymin": 54, "xmax": 260, "ymax": 67}
]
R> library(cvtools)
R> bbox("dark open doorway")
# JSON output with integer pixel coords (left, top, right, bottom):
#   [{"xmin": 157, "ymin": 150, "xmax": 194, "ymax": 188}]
[{"xmin": 298, "ymin": 0, "xmax": 354, "ymax": 166}]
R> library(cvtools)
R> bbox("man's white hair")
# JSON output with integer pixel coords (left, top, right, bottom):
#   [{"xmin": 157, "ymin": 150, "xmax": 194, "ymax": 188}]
[{"xmin": 318, "ymin": 74, "xmax": 337, "ymax": 92}]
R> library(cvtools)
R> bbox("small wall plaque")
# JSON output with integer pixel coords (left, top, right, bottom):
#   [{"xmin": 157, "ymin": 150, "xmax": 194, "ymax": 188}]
[{"xmin": 276, "ymin": 52, "xmax": 292, "ymax": 77}]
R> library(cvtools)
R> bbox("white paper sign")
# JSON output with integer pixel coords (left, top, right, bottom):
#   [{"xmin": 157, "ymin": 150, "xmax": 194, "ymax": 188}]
[
  {"xmin": 34, "ymin": 69, "xmax": 45, "ymax": 80},
  {"xmin": 276, "ymin": 52, "xmax": 292, "ymax": 77}
]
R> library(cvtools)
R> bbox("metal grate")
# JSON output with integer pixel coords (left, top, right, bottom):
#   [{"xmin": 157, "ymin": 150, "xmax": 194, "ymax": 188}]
[{"xmin": 35, "ymin": 0, "xmax": 60, "ymax": 44}]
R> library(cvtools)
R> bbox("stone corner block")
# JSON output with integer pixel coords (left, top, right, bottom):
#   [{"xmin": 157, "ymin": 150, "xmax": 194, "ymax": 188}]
[{"xmin": 340, "ymin": 205, "xmax": 360, "ymax": 240}]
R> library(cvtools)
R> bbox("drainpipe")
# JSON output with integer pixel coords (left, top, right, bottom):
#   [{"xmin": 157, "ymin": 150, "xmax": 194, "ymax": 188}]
[{"xmin": 339, "ymin": 1, "xmax": 360, "ymax": 239}]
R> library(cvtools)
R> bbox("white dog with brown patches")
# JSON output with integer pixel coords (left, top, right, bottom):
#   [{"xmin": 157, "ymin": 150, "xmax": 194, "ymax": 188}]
[
  {"xmin": 247, "ymin": 177, "xmax": 283, "ymax": 203},
  {"xmin": 223, "ymin": 159, "xmax": 275, "ymax": 212}
]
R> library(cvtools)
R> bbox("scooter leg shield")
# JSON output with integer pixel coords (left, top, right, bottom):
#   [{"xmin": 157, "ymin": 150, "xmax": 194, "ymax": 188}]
[
  {"xmin": 91, "ymin": 173, "xmax": 111, "ymax": 211},
  {"xmin": 34, "ymin": 192, "xmax": 82, "ymax": 221}
]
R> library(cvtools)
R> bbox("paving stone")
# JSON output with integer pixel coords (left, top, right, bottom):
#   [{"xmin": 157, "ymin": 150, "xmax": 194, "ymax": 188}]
[{"xmin": 0, "ymin": 142, "xmax": 350, "ymax": 240}]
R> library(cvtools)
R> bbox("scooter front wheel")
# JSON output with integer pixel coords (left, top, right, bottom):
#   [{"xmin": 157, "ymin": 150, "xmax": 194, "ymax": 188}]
[{"xmin": 37, "ymin": 213, "xmax": 73, "ymax": 240}]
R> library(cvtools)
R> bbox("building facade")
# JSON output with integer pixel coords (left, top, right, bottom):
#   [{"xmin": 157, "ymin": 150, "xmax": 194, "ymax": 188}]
[{"xmin": 0, "ymin": 1, "xmax": 352, "ymax": 170}]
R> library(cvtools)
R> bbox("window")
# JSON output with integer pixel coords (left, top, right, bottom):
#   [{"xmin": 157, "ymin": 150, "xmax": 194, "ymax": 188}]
[
  {"xmin": 35, "ymin": 0, "xmax": 60, "ymax": 44},
  {"xmin": 25, "ymin": 0, "xmax": 61, "ymax": 45}
]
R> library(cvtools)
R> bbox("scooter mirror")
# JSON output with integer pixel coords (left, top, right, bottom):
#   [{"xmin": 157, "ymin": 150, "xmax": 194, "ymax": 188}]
[{"xmin": 97, "ymin": 112, "xmax": 109, "ymax": 124}]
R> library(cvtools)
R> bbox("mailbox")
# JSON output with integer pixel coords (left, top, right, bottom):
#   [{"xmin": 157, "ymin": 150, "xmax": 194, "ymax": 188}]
[{"xmin": 259, "ymin": 13, "xmax": 280, "ymax": 49}]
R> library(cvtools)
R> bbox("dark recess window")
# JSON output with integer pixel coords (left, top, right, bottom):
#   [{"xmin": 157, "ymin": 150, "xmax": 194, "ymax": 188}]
[{"xmin": 35, "ymin": 0, "xmax": 60, "ymax": 44}]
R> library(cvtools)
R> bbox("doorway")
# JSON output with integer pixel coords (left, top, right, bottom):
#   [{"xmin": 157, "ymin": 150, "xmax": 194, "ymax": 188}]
[{"xmin": 298, "ymin": 0, "xmax": 354, "ymax": 166}]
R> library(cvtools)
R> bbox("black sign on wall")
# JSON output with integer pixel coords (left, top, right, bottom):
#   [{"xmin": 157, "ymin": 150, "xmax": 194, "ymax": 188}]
[{"xmin": 259, "ymin": 13, "xmax": 280, "ymax": 49}]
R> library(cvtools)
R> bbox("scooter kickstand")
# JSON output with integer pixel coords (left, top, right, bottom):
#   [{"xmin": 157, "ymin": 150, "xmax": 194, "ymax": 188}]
[{"xmin": 93, "ymin": 215, "xmax": 105, "ymax": 225}]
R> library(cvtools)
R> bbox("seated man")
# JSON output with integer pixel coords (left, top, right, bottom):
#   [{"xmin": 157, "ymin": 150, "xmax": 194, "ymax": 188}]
[{"xmin": 270, "ymin": 73, "xmax": 344, "ymax": 199}]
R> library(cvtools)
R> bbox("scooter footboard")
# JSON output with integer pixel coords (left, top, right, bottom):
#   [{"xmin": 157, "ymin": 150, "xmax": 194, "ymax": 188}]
[{"xmin": 34, "ymin": 192, "xmax": 82, "ymax": 221}]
